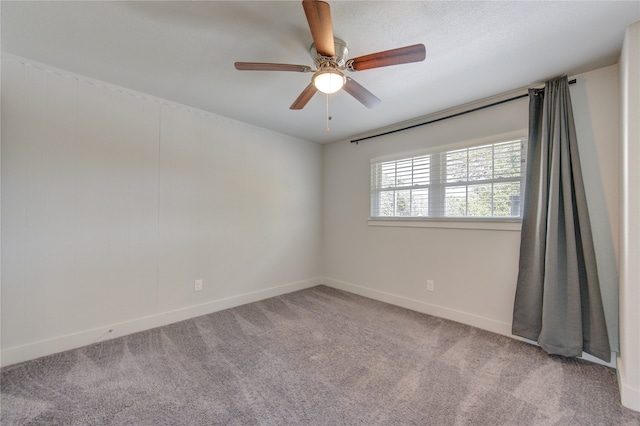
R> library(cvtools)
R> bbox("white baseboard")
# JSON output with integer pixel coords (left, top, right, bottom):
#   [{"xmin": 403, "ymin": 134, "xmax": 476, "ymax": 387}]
[
  {"xmin": 321, "ymin": 277, "xmax": 513, "ymax": 337},
  {"xmin": 1, "ymin": 277, "xmax": 321, "ymax": 368},
  {"xmin": 618, "ymin": 357, "xmax": 640, "ymax": 412},
  {"xmin": 322, "ymin": 277, "xmax": 617, "ymax": 369}
]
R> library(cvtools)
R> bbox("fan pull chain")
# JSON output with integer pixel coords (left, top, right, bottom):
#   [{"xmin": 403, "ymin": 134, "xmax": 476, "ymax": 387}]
[{"xmin": 325, "ymin": 92, "xmax": 332, "ymax": 132}]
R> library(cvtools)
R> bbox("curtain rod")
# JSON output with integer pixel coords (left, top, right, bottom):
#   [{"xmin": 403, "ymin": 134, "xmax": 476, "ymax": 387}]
[{"xmin": 350, "ymin": 79, "xmax": 576, "ymax": 144}]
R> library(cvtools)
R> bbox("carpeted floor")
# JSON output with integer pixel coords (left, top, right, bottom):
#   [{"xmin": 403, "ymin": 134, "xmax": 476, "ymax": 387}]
[{"xmin": 1, "ymin": 285, "xmax": 639, "ymax": 425}]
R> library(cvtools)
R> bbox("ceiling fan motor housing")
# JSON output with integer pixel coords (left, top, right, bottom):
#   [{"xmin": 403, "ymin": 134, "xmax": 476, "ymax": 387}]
[{"xmin": 310, "ymin": 37, "xmax": 348, "ymax": 68}]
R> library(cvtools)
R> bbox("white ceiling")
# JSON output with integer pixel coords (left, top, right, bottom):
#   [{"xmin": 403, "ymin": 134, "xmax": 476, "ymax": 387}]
[{"xmin": 2, "ymin": 1, "xmax": 639, "ymax": 144}]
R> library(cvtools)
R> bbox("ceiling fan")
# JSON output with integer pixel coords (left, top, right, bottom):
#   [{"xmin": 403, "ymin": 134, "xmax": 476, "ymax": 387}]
[{"xmin": 234, "ymin": 0, "xmax": 426, "ymax": 110}]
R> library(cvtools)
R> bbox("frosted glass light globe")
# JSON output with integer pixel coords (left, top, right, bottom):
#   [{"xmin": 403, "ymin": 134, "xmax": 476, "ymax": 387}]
[{"xmin": 313, "ymin": 70, "xmax": 345, "ymax": 94}]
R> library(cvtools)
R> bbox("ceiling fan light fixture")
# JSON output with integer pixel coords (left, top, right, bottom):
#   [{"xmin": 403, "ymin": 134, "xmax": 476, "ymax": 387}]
[
  {"xmin": 313, "ymin": 69, "xmax": 345, "ymax": 94},
  {"xmin": 235, "ymin": 1, "xmax": 426, "ymax": 110}
]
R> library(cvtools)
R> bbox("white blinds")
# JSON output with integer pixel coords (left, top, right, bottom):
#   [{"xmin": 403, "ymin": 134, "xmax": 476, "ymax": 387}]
[{"xmin": 371, "ymin": 138, "xmax": 527, "ymax": 218}]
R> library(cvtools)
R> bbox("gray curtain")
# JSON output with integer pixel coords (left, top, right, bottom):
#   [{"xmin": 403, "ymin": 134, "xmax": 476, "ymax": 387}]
[{"xmin": 512, "ymin": 76, "xmax": 611, "ymax": 362}]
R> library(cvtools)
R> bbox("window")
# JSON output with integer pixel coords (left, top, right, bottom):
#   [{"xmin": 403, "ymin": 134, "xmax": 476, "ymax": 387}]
[{"xmin": 371, "ymin": 138, "xmax": 527, "ymax": 219}]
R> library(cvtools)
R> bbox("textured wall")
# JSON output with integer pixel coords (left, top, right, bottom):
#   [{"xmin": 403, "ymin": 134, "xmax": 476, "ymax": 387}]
[{"xmin": 1, "ymin": 56, "xmax": 323, "ymax": 365}]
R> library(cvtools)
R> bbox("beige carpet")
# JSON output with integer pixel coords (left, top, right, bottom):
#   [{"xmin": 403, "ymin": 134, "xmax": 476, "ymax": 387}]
[{"xmin": 2, "ymin": 285, "xmax": 638, "ymax": 425}]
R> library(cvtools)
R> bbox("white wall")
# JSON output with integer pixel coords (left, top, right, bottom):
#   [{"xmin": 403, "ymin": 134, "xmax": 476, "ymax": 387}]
[
  {"xmin": 1, "ymin": 56, "xmax": 323, "ymax": 366},
  {"xmin": 323, "ymin": 98, "xmax": 528, "ymax": 335},
  {"xmin": 322, "ymin": 65, "xmax": 621, "ymax": 357},
  {"xmin": 619, "ymin": 21, "xmax": 640, "ymax": 412}
]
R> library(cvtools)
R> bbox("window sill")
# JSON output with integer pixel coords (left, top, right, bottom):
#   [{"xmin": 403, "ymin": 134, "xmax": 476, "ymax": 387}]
[{"xmin": 368, "ymin": 218, "xmax": 522, "ymax": 231}]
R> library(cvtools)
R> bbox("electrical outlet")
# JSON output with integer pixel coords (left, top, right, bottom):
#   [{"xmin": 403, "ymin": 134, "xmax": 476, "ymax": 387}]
[
  {"xmin": 426, "ymin": 280, "xmax": 435, "ymax": 291},
  {"xmin": 194, "ymin": 279, "xmax": 203, "ymax": 292}
]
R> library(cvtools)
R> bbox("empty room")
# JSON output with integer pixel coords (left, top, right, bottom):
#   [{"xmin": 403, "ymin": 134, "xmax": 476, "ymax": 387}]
[{"xmin": 1, "ymin": 1, "xmax": 639, "ymax": 424}]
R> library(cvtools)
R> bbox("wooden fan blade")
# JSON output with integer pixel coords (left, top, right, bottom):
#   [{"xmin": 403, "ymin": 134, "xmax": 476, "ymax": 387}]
[
  {"xmin": 343, "ymin": 77, "xmax": 381, "ymax": 109},
  {"xmin": 235, "ymin": 62, "xmax": 312, "ymax": 72},
  {"xmin": 302, "ymin": 0, "xmax": 335, "ymax": 57},
  {"xmin": 290, "ymin": 83, "xmax": 318, "ymax": 110},
  {"xmin": 348, "ymin": 44, "xmax": 426, "ymax": 71}
]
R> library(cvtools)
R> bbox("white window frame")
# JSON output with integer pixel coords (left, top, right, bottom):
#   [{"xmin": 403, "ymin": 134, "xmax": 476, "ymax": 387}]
[{"xmin": 369, "ymin": 132, "xmax": 527, "ymax": 231}]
